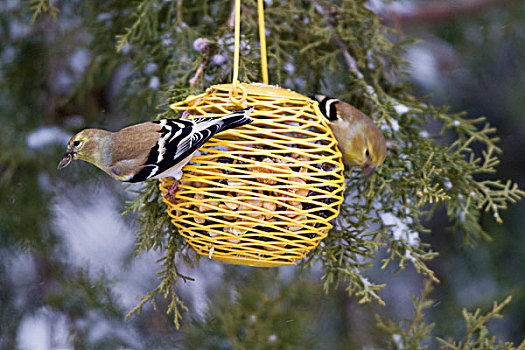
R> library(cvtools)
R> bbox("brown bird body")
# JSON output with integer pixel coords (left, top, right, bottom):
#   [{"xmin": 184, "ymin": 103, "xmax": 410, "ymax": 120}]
[
  {"xmin": 65, "ymin": 124, "xmax": 163, "ymax": 180},
  {"xmin": 58, "ymin": 109, "xmax": 253, "ymax": 182},
  {"xmin": 311, "ymin": 94, "xmax": 387, "ymax": 175}
]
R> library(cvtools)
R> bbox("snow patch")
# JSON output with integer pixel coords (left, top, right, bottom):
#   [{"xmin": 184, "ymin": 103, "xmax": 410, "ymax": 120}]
[
  {"xmin": 392, "ymin": 334, "xmax": 404, "ymax": 348},
  {"xmin": 405, "ymin": 46, "xmax": 439, "ymax": 87},
  {"xmin": 17, "ymin": 308, "xmax": 72, "ymax": 350},
  {"xmin": 96, "ymin": 12, "xmax": 112, "ymax": 22},
  {"xmin": 380, "ymin": 212, "xmax": 419, "ymax": 247},
  {"xmin": 390, "ymin": 119, "xmax": 400, "ymax": 132},
  {"xmin": 161, "ymin": 33, "xmax": 173, "ymax": 47},
  {"xmin": 389, "ymin": 0, "xmax": 416, "ymax": 15},
  {"xmin": 120, "ymin": 43, "xmax": 131, "ymax": 54},
  {"xmin": 52, "ymin": 183, "xmax": 160, "ymax": 309},
  {"xmin": 9, "ymin": 20, "xmax": 30, "ymax": 39},
  {"xmin": 7, "ymin": 250, "xmax": 36, "ymax": 291},
  {"xmin": 393, "ymin": 103, "xmax": 409, "ymax": 115},
  {"xmin": 27, "ymin": 126, "xmax": 71, "ymax": 150},
  {"xmin": 70, "ymin": 49, "xmax": 91, "ymax": 76},
  {"xmin": 364, "ymin": 84, "xmax": 378, "ymax": 98},
  {"xmin": 143, "ymin": 62, "xmax": 158, "ymax": 75},
  {"xmin": 56, "ymin": 70, "xmax": 74, "ymax": 93},
  {"xmin": 404, "ymin": 250, "xmax": 417, "ymax": 263},
  {"xmin": 283, "ymin": 61, "xmax": 295, "ymax": 74},
  {"xmin": 1, "ymin": 0, "xmax": 21, "ymax": 12},
  {"xmin": 148, "ymin": 76, "xmax": 160, "ymax": 89}
]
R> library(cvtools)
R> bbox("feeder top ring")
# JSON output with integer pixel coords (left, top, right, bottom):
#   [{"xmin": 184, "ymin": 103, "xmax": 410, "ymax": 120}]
[{"xmin": 229, "ymin": 82, "xmax": 248, "ymax": 106}]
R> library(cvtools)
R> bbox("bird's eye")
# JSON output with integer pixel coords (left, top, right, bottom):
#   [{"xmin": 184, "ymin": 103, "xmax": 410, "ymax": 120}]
[
  {"xmin": 73, "ymin": 140, "xmax": 81, "ymax": 147},
  {"xmin": 365, "ymin": 149, "xmax": 370, "ymax": 158}
]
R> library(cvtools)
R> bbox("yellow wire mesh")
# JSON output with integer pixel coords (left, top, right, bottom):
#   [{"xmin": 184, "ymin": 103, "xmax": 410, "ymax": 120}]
[{"xmin": 160, "ymin": 83, "xmax": 345, "ymax": 267}]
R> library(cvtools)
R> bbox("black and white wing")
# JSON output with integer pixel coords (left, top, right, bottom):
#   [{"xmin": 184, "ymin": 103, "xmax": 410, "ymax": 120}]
[
  {"xmin": 126, "ymin": 108, "xmax": 253, "ymax": 182},
  {"xmin": 309, "ymin": 94, "xmax": 340, "ymax": 121}
]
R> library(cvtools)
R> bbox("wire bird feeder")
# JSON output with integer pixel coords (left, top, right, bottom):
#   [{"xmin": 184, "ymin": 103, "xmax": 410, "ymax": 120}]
[{"xmin": 159, "ymin": 0, "xmax": 345, "ymax": 267}]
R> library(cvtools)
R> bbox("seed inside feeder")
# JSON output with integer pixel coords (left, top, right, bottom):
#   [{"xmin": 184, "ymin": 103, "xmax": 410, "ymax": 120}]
[{"xmin": 176, "ymin": 149, "xmax": 339, "ymax": 239}]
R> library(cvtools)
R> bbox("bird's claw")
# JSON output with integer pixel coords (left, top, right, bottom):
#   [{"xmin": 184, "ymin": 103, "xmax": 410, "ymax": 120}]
[{"xmin": 167, "ymin": 180, "xmax": 180, "ymax": 201}]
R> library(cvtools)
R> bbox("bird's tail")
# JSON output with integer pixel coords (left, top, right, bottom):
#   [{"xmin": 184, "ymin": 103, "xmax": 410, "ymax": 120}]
[{"xmin": 196, "ymin": 107, "xmax": 254, "ymax": 135}]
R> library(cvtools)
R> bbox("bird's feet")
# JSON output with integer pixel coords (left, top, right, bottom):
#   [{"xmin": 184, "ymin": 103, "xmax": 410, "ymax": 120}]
[
  {"xmin": 167, "ymin": 179, "xmax": 180, "ymax": 201},
  {"xmin": 166, "ymin": 171, "xmax": 184, "ymax": 201}
]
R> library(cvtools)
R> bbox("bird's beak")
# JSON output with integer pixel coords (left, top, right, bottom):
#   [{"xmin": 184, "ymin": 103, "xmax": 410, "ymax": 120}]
[
  {"xmin": 57, "ymin": 152, "xmax": 73, "ymax": 170},
  {"xmin": 363, "ymin": 164, "xmax": 376, "ymax": 177}
]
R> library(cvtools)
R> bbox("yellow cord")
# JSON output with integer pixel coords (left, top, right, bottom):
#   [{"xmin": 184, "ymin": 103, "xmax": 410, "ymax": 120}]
[
  {"xmin": 257, "ymin": 0, "xmax": 269, "ymax": 84},
  {"xmin": 231, "ymin": 0, "xmax": 241, "ymax": 94},
  {"xmin": 229, "ymin": 0, "xmax": 269, "ymax": 105}
]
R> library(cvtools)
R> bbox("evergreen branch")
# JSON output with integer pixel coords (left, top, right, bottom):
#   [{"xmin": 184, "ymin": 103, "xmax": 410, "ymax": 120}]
[
  {"xmin": 227, "ymin": 2, "xmax": 236, "ymax": 28},
  {"xmin": 62, "ymin": 0, "xmax": 524, "ymax": 328},
  {"xmin": 313, "ymin": 2, "xmax": 364, "ymax": 79},
  {"xmin": 332, "ymin": 36, "xmax": 363, "ymax": 79},
  {"xmin": 436, "ymin": 296, "xmax": 524, "ymax": 350},
  {"xmin": 376, "ymin": 283, "xmax": 524, "ymax": 349},
  {"xmin": 124, "ymin": 180, "xmax": 194, "ymax": 328},
  {"xmin": 176, "ymin": 0, "xmax": 183, "ymax": 23},
  {"xmin": 318, "ymin": 241, "xmax": 387, "ymax": 305},
  {"xmin": 376, "ymin": 280, "xmax": 435, "ymax": 349},
  {"xmin": 30, "ymin": 0, "xmax": 60, "ymax": 22},
  {"xmin": 189, "ymin": 62, "xmax": 206, "ymax": 87},
  {"xmin": 125, "ymin": 247, "xmax": 193, "ymax": 329},
  {"xmin": 115, "ymin": 0, "xmax": 155, "ymax": 53}
]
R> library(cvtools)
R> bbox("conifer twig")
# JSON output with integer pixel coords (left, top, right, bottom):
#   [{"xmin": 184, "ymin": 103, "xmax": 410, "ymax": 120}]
[
  {"xmin": 313, "ymin": 3, "xmax": 363, "ymax": 78},
  {"xmin": 227, "ymin": 2, "xmax": 236, "ymax": 28},
  {"xmin": 189, "ymin": 61, "xmax": 206, "ymax": 86},
  {"xmin": 176, "ymin": 0, "xmax": 183, "ymax": 23},
  {"xmin": 190, "ymin": 3, "xmax": 236, "ymax": 87},
  {"xmin": 331, "ymin": 37, "xmax": 364, "ymax": 79}
]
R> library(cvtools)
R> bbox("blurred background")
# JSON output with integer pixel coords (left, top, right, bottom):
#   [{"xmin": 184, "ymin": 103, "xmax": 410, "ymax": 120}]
[{"xmin": 1, "ymin": 0, "xmax": 524, "ymax": 348}]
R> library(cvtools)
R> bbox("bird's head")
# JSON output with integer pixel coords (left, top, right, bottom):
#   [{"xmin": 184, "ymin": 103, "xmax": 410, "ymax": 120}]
[
  {"xmin": 341, "ymin": 121, "xmax": 387, "ymax": 176},
  {"xmin": 57, "ymin": 129, "xmax": 105, "ymax": 170}
]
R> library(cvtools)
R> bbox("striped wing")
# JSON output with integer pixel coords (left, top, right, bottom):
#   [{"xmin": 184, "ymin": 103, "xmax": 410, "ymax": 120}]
[
  {"xmin": 125, "ymin": 118, "xmax": 223, "ymax": 182},
  {"xmin": 309, "ymin": 94, "xmax": 340, "ymax": 121},
  {"xmin": 125, "ymin": 108, "xmax": 253, "ymax": 183},
  {"xmin": 124, "ymin": 119, "xmax": 194, "ymax": 182}
]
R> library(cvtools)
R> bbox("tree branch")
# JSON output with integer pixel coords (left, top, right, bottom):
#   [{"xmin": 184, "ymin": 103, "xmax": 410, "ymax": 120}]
[
  {"xmin": 189, "ymin": 61, "xmax": 206, "ymax": 87},
  {"xmin": 189, "ymin": 3, "xmax": 236, "ymax": 87},
  {"xmin": 313, "ymin": 3, "xmax": 364, "ymax": 78}
]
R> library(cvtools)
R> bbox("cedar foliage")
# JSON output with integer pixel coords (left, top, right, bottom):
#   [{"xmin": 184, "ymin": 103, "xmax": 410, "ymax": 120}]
[
  {"xmin": 2, "ymin": 0, "xmax": 520, "ymax": 347},
  {"xmin": 97, "ymin": 0, "xmax": 523, "ymax": 325}
]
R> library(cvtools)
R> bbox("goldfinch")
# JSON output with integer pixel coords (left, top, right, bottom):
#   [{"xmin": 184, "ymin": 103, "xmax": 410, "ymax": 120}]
[
  {"xmin": 310, "ymin": 94, "xmax": 386, "ymax": 176},
  {"xmin": 57, "ymin": 108, "xmax": 253, "ymax": 184}
]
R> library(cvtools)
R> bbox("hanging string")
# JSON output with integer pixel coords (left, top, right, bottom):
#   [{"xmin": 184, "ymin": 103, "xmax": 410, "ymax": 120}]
[
  {"xmin": 257, "ymin": 0, "xmax": 269, "ymax": 84},
  {"xmin": 229, "ymin": 0, "xmax": 247, "ymax": 105},
  {"xmin": 229, "ymin": 0, "xmax": 269, "ymax": 105},
  {"xmin": 231, "ymin": 0, "xmax": 241, "ymax": 91}
]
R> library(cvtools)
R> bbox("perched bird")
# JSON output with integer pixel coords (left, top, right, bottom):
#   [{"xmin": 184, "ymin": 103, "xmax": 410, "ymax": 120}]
[
  {"xmin": 310, "ymin": 94, "xmax": 387, "ymax": 176},
  {"xmin": 57, "ymin": 108, "xmax": 253, "ymax": 188}
]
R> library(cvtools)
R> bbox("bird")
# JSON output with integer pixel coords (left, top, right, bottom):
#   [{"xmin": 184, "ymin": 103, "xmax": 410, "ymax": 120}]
[
  {"xmin": 57, "ymin": 108, "xmax": 254, "ymax": 192},
  {"xmin": 310, "ymin": 94, "xmax": 387, "ymax": 176}
]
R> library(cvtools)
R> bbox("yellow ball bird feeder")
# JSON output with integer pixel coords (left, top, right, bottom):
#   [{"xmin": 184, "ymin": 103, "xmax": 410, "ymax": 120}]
[{"xmin": 159, "ymin": 0, "xmax": 345, "ymax": 267}]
